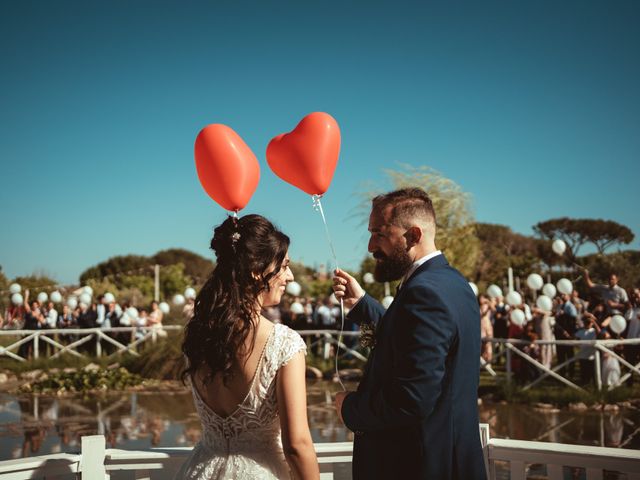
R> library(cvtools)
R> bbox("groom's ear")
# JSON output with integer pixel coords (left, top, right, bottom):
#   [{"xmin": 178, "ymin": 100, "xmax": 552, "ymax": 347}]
[{"xmin": 404, "ymin": 226, "xmax": 422, "ymax": 248}]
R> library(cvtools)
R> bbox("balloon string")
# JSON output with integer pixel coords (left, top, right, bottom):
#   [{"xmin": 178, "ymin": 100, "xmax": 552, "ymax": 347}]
[{"xmin": 312, "ymin": 195, "xmax": 346, "ymax": 392}]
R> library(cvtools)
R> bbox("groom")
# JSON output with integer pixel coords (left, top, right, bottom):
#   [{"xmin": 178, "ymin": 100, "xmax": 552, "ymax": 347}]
[{"xmin": 333, "ymin": 187, "xmax": 486, "ymax": 480}]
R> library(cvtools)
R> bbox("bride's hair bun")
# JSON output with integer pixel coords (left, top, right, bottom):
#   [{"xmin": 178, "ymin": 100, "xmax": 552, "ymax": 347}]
[{"xmin": 210, "ymin": 216, "xmax": 240, "ymax": 259}]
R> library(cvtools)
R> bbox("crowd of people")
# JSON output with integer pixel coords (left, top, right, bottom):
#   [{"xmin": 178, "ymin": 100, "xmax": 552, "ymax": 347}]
[
  {"xmin": 2, "ymin": 270, "xmax": 640, "ymax": 388},
  {"xmin": 479, "ymin": 270, "xmax": 640, "ymax": 387},
  {"xmin": 0, "ymin": 290, "xmax": 175, "ymax": 358}
]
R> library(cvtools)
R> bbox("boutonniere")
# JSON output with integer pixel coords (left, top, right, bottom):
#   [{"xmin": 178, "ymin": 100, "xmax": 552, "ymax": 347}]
[{"xmin": 359, "ymin": 322, "xmax": 377, "ymax": 349}]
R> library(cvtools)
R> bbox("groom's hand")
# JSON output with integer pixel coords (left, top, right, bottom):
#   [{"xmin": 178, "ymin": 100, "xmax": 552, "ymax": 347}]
[
  {"xmin": 334, "ymin": 391, "xmax": 350, "ymax": 424},
  {"xmin": 333, "ymin": 269, "xmax": 365, "ymax": 309}
]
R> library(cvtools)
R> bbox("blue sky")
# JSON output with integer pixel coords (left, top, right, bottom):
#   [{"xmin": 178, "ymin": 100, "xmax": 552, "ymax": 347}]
[{"xmin": 1, "ymin": 0, "xmax": 639, "ymax": 285}]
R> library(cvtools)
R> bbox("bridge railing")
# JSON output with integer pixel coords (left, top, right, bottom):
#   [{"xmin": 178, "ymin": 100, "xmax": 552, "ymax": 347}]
[
  {"xmin": 1, "ymin": 328, "xmax": 639, "ymax": 391},
  {"xmin": 1, "ymin": 425, "xmax": 639, "ymax": 479}
]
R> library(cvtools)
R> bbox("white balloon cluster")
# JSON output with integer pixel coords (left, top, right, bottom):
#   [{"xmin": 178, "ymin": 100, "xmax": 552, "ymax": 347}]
[
  {"xmin": 286, "ymin": 281, "xmax": 301, "ymax": 296},
  {"xmin": 173, "ymin": 294, "xmax": 186, "ymax": 306},
  {"xmin": 610, "ymin": 315, "xmax": 626, "ymax": 335},
  {"xmin": 556, "ymin": 278, "xmax": 573, "ymax": 295},
  {"xmin": 510, "ymin": 309, "xmax": 526, "ymax": 327},
  {"xmin": 381, "ymin": 296, "xmax": 394, "ymax": 309},
  {"xmin": 542, "ymin": 283, "xmax": 557, "ymax": 298},
  {"xmin": 552, "ymin": 239, "xmax": 567, "ymax": 256},
  {"xmin": 505, "ymin": 291, "xmax": 522, "ymax": 307},
  {"xmin": 486, "ymin": 284, "xmax": 503, "ymax": 299},
  {"xmin": 290, "ymin": 301, "xmax": 304, "ymax": 315},
  {"xmin": 536, "ymin": 295, "xmax": 553, "ymax": 312},
  {"xmin": 526, "ymin": 274, "xmax": 543, "ymax": 291}
]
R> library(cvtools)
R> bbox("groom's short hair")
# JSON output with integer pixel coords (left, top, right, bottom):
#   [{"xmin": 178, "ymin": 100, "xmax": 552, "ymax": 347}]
[{"xmin": 372, "ymin": 187, "xmax": 436, "ymax": 229}]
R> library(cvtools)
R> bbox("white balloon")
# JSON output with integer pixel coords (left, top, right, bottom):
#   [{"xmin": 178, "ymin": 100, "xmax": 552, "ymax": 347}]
[
  {"xmin": 184, "ymin": 287, "xmax": 196, "ymax": 300},
  {"xmin": 159, "ymin": 302, "xmax": 170, "ymax": 314},
  {"xmin": 510, "ymin": 309, "xmax": 526, "ymax": 327},
  {"xmin": 126, "ymin": 307, "xmax": 139, "ymax": 319},
  {"xmin": 67, "ymin": 297, "xmax": 78, "ymax": 309},
  {"xmin": 37, "ymin": 292, "xmax": 48, "ymax": 303},
  {"xmin": 9, "ymin": 283, "xmax": 21, "ymax": 294},
  {"xmin": 82, "ymin": 286, "xmax": 94, "ymax": 296},
  {"xmin": 11, "ymin": 293, "xmax": 23, "ymax": 306},
  {"xmin": 103, "ymin": 292, "xmax": 116, "ymax": 304},
  {"xmin": 286, "ymin": 281, "xmax": 302, "ymax": 296},
  {"xmin": 552, "ymin": 239, "xmax": 567, "ymax": 256},
  {"xmin": 173, "ymin": 294, "xmax": 185, "ymax": 306},
  {"xmin": 290, "ymin": 301, "xmax": 304, "ymax": 315},
  {"xmin": 506, "ymin": 291, "xmax": 522, "ymax": 307},
  {"xmin": 486, "ymin": 284, "xmax": 503, "ymax": 299},
  {"xmin": 556, "ymin": 278, "xmax": 573, "ymax": 295},
  {"xmin": 382, "ymin": 296, "xmax": 394, "ymax": 309},
  {"xmin": 469, "ymin": 282, "xmax": 479, "ymax": 296},
  {"xmin": 363, "ymin": 273, "xmax": 375, "ymax": 284},
  {"xmin": 526, "ymin": 273, "xmax": 544, "ymax": 291},
  {"xmin": 119, "ymin": 311, "xmax": 131, "ymax": 326},
  {"xmin": 542, "ymin": 283, "xmax": 557, "ymax": 298},
  {"xmin": 79, "ymin": 302, "xmax": 88, "ymax": 310},
  {"xmin": 610, "ymin": 315, "xmax": 627, "ymax": 335},
  {"xmin": 50, "ymin": 291, "xmax": 62, "ymax": 303},
  {"xmin": 536, "ymin": 295, "xmax": 553, "ymax": 312},
  {"xmin": 79, "ymin": 293, "xmax": 92, "ymax": 305}
]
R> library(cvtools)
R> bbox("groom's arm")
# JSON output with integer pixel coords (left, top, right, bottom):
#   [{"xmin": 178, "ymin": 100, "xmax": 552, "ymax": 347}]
[
  {"xmin": 341, "ymin": 284, "xmax": 456, "ymax": 432},
  {"xmin": 347, "ymin": 293, "xmax": 385, "ymax": 328}
]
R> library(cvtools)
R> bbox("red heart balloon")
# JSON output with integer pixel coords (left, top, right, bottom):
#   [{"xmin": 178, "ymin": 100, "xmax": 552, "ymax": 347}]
[
  {"xmin": 267, "ymin": 112, "xmax": 341, "ymax": 196},
  {"xmin": 194, "ymin": 124, "xmax": 260, "ymax": 212}
]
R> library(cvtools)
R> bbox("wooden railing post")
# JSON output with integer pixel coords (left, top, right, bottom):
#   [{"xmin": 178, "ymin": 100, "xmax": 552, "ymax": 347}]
[
  {"xmin": 80, "ymin": 434, "xmax": 106, "ymax": 479},
  {"xmin": 96, "ymin": 331, "xmax": 102, "ymax": 357},
  {"xmin": 506, "ymin": 345, "xmax": 512, "ymax": 386},
  {"xmin": 594, "ymin": 348, "xmax": 602, "ymax": 391}
]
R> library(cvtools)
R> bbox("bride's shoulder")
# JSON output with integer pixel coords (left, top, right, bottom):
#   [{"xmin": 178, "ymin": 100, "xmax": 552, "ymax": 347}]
[{"xmin": 272, "ymin": 323, "xmax": 306, "ymax": 367}]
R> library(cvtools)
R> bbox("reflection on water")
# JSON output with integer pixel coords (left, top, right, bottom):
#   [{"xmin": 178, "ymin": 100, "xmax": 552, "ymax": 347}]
[{"xmin": 0, "ymin": 380, "xmax": 638, "ymax": 461}]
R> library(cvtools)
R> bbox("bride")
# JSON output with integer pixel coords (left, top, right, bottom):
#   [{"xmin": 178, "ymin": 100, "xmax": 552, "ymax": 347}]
[{"xmin": 176, "ymin": 214, "xmax": 319, "ymax": 479}]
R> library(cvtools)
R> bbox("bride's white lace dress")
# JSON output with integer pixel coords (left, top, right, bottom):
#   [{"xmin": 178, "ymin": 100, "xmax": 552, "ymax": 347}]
[{"xmin": 175, "ymin": 323, "xmax": 307, "ymax": 479}]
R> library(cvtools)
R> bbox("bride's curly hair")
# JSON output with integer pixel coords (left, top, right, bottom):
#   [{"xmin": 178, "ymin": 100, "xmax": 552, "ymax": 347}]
[{"xmin": 181, "ymin": 214, "xmax": 290, "ymax": 386}]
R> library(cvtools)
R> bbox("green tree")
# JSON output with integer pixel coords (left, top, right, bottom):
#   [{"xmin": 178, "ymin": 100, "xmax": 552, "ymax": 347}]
[
  {"xmin": 473, "ymin": 223, "xmax": 542, "ymax": 288},
  {"xmin": 534, "ymin": 217, "xmax": 634, "ymax": 261},
  {"xmin": 357, "ymin": 164, "xmax": 479, "ymax": 278},
  {"xmin": 159, "ymin": 263, "xmax": 192, "ymax": 299},
  {"xmin": 12, "ymin": 275, "xmax": 58, "ymax": 293},
  {"xmin": 152, "ymin": 249, "xmax": 214, "ymax": 286},
  {"xmin": 579, "ymin": 250, "xmax": 640, "ymax": 289},
  {"xmin": 0, "ymin": 266, "xmax": 9, "ymax": 313},
  {"xmin": 79, "ymin": 255, "xmax": 151, "ymax": 284}
]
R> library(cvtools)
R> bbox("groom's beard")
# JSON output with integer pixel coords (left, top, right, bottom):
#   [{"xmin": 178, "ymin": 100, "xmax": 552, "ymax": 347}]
[{"xmin": 373, "ymin": 246, "xmax": 413, "ymax": 282}]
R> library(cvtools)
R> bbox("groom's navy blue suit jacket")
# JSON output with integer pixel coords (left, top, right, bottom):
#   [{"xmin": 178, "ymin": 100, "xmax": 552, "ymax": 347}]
[{"xmin": 342, "ymin": 254, "xmax": 487, "ymax": 480}]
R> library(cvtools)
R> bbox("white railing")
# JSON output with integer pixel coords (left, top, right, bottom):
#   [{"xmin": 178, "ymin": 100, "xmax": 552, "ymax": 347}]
[
  {"xmin": 482, "ymin": 337, "xmax": 640, "ymax": 391},
  {"xmin": 1, "ymin": 425, "xmax": 639, "ymax": 479},
  {"xmin": 0, "ymin": 326, "xmax": 182, "ymax": 361},
  {"xmin": 2, "ymin": 328, "xmax": 639, "ymax": 391}
]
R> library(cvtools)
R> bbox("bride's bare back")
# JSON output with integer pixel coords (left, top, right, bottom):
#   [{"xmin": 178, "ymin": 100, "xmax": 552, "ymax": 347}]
[{"xmin": 193, "ymin": 317, "xmax": 275, "ymax": 417}]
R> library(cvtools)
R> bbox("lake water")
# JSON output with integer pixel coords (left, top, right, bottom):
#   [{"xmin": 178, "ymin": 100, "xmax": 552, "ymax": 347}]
[{"xmin": 0, "ymin": 380, "xmax": 638, "ymax": 461}]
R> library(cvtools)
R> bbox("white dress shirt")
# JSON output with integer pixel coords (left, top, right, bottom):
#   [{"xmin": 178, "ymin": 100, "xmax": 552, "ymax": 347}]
[{"xmin": 398, "ymin": 250, "xmax": 442, "ymax": 290}]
